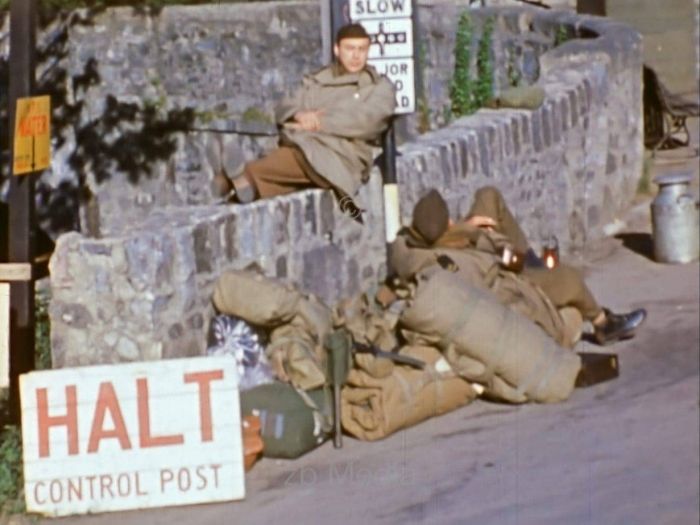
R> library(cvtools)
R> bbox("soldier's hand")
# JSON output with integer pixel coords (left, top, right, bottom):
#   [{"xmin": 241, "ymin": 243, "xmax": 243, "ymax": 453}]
[
  {"xmin": 465, "ymin": 215, "xmax": 497, "ymax": 230},
  {"xmin": 293, "ymin": 110, "xmax": 323, "ymax": 131}
]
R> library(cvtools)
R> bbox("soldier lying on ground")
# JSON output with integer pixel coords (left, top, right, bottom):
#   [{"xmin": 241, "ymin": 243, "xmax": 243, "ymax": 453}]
[
  {"xmin": 213, "ymin": 23, "xmax": 396, "ymax": 212},
  {"xmin": 391, "ymin": 187, "xmax": 647, "ymax": 346}
]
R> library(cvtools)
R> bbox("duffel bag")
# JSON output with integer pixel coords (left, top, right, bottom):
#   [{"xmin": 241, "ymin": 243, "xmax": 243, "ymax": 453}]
[{"xmin": 399, "ymin": 269, "xmax": 581, "ymax": 403}]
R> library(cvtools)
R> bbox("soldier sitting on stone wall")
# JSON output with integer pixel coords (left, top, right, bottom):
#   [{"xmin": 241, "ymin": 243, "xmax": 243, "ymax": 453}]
[
  {"xmin": 393, "ymin": 187, "xmax": 647, "ymax": 346},
  {"xmin": 214, "ymin": 23, "xmax": 396, "ymax": 213}
]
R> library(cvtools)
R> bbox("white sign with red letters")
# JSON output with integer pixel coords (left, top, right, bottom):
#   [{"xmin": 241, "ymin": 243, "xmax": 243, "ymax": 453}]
[{"xmin": 20, "ymin": 357, "xmax": 244, "ymax": 517}]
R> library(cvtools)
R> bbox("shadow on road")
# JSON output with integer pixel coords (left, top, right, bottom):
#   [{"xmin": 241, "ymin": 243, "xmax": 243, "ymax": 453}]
[{"xmin": 615, "ymin": 232, "xmax": 655, "ymax": 260}]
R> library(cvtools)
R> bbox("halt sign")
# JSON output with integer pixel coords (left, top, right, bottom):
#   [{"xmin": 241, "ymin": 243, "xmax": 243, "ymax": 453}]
[{"xmin": 20, "ymin": 357, "xmax": 244, "ymax": 517}]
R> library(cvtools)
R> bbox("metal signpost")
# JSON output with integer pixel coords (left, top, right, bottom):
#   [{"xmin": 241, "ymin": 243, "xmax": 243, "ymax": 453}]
[
  {"xmin": 325, "ymin": 0, "xmax": 416, "ymax": 255},
  {"xmin": 6, "ymin": 0, "xmax": 39, "ymax": 423}
]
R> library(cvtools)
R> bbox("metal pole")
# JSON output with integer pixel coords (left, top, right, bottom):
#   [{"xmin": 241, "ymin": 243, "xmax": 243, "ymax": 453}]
[
  {"xmin": 381, "ymin": 124, "xmax": 400, "ymax": 275},
  {"xmin": 7, "ymin": 0, "xmax": 38, "ymax": 424}
]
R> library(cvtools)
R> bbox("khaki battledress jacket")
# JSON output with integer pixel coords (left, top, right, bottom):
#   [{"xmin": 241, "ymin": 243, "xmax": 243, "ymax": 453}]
[{"xmin": 275, "ymin": 64, "xmax": 396, "ymax": 199}]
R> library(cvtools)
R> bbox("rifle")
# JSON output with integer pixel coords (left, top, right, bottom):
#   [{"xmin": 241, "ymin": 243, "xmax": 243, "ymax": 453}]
[
  {"xmin": 353, "ymin": 341, "xmax": 426, "ymax": 370},
  {"xmin": 324, "ymin": 329, "xmax": 425, "ymax": 449}
]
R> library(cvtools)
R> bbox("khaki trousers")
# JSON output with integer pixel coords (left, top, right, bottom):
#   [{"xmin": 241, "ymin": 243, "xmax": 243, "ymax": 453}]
[
  {"xmin": 468, "ymin": 186, "xmax": 602, "ymax": 321},
  {"xmin": 234, "ymin": 146, "xmax": 331, "ymax": 202}
]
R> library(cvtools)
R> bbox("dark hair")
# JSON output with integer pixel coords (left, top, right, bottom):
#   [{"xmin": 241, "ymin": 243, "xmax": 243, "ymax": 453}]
[{"xmin": 335, "ymin": 23, "xmax": 371, "ymax": 44}]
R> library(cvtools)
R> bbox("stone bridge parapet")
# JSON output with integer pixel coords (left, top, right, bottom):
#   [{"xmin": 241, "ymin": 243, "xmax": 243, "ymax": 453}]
[{"xmin": 46, "ymin": 2, "xmax": 643, "ymax": 366}]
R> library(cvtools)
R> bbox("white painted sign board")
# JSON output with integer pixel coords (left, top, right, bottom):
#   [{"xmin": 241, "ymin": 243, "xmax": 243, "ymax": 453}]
[
  {"xmin": 361, "ymin": 18, "xmax": 413, "ymax": 59},
  {"xmin": 20, "ymin": 357, "xmax": 244, "ymax": 517},
  {"xmin": 0, "ymin": 283, "xmax": 9, "ymax": 389},
  {"xmin": 372, "ymin": 58, "xmax": 415, "ymax": 112},
  {"xmin": 350, "ymin": 0, "xmax": 415, "ymax": 113},
  {"xmin": 349, "ymin": 0, "xmax": 412, "ymax": 20}
]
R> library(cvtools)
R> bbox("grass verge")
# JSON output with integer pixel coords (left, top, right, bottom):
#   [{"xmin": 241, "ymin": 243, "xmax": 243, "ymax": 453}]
[{"xmin": 0, "ymin": 289, "xmax": 52, "ymax": 516}]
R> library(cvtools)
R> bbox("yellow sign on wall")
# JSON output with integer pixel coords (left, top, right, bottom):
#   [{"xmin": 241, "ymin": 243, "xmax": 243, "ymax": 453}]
[{"xmin": 13, "ymin": 95, "xmax": 51, "ymax": 175}]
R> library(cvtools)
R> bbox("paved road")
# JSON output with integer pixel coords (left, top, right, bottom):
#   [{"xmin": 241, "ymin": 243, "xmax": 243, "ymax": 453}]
[{"xmin": 39, "ymin": 134, "xmax": 700, "ymax": 525}]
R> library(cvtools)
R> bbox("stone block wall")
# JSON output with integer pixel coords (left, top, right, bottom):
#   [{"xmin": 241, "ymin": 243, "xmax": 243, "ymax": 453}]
[
  {"xmin": 49, "ymin": 175, "xmax": 386, "ymax": 366},
  {"xmin": 45, "ymin": 2, "xmax": 643, "ymax": 366},
  {"xmin": 402, "ymin": 7, "xmax": 643, "ymax": 249}
]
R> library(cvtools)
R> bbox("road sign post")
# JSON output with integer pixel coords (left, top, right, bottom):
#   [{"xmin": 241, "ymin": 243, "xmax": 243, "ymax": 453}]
[
  {"xmin": 7, "ymin": 0, "xmax": 39, "ymax": 424},
  {"xmin": 325, "ymin": 0, "xmax": 416, "ymax": 265}
]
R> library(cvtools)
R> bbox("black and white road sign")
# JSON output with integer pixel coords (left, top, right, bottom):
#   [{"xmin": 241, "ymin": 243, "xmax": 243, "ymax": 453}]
[
  {"xmin": 349, "ymin": 0, "xmax": 415, "ymax": 114},
  {"xmin": 349, "ymin": 0, "xmax": 412, "ymax": 20},
  {"xmin": 361, "ymin": 18, "xmax": 413, "ymax": 59},
  {"xmin": 372, "ymin": 58, "xmax": 414, "ymax": 112}
]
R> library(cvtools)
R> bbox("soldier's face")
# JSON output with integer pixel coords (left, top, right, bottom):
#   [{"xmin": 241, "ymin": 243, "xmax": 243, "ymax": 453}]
[{"xmin": 334, "ymin": 37, "xmax": 371, "ymax": 74}]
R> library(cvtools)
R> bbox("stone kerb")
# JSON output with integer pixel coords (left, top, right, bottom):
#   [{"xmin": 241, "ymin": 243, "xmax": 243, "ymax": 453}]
[{"xmin": 48, "ymin": 176, "xmax": 386, "ymax": 367}]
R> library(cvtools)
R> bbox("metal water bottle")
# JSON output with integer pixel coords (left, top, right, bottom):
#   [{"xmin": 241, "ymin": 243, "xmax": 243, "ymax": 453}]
[{"xmin": 651, "ymin": 172, "xmax": 700, "ymax": 264}]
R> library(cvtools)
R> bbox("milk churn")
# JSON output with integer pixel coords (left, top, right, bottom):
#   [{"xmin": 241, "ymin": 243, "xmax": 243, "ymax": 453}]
[{"xmin": 650, "ymin": 172, "xmax": 700, "ymax": 263}]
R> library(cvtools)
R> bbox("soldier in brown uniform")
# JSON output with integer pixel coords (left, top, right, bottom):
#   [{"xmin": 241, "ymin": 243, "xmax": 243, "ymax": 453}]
[
  {"xmin": 215, "ymin": 24, "xmax": 396, "ymax": 209},
  {"xmin": 400, "ymin": 187, "xmax": 647, "ymax": 346}
]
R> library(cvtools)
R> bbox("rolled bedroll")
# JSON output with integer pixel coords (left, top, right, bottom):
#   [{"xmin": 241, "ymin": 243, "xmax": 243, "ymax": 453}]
[
  {"xmin": 340, "ymin": 345, "xmax": 477, "ymax": 440},
  {"xmin": 399, "ymin": 269, "xmax": 581, "ymax": 404},
  {"xmin": 212, "ymin": 270, "xmax": 302, "ymax": 326}
]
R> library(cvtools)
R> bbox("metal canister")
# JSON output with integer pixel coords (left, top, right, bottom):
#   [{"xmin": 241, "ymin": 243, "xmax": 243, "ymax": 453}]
[{"xmin": 651, "ymin": 172, "xmax": 700, "ymax": 264}]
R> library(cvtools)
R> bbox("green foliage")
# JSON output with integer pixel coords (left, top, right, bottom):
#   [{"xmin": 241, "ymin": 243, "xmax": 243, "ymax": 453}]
[
  {"xmin": 450, "ymin": 12, "xmax": 475, "ymax": 117},
  {"xmin": 35, "ymin": 290, "xmax": 52, "ymax": 371},
  {"xmin": 0, "ymin": 293, "xmax": 51, "ymax": 516},
  {"xmin": 450, "ymin": 13, "xmax": 495, "ymax": 117},
  {"xmin": 417, "ymin": 96, "xmax": 432, "ymax": 134},
  {"xmin": 474, "ymin": 17, "xmax": 495, "ymax": 108},
  {"xmin": 507, "ymin": 51, "xmax": 521, "ymax": 88},
  {"xmin": 241, "ymin": 106, "xmax": 272, "ymax": 125},
  {"xmin": 0, "ymin": 426, "xmax": 24, "ymax": 515},
  {"xmin": 554, "ymin": 25, "xmax": 570, "ymax": 47}
]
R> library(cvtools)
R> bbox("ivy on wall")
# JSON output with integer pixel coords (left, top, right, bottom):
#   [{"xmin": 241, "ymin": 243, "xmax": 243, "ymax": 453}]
[{"xmin": 450, "ymin": 12, "xmax": 495, "ymax": 118}]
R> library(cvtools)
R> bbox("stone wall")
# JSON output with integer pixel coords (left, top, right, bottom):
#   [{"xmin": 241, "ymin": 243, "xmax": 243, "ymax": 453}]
[
  {"xmin": 46, "ymin": 2, "xmax": 644, "ymax": 366},
  {"xmin": 49, "ymin": 177, "xmax": 386, "ymax": 366},
  {"xmin": 404, "ymin": 6, "xmax": 643, "ymax": 248}
]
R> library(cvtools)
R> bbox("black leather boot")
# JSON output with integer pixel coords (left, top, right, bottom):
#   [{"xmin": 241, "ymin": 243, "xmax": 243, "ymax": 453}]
[{"xmin": 594, "ymin": 308, "xmax": 647, "ymax": 345}]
